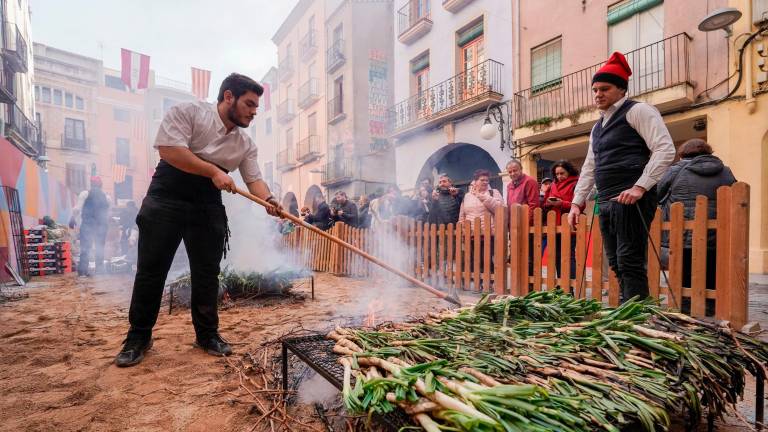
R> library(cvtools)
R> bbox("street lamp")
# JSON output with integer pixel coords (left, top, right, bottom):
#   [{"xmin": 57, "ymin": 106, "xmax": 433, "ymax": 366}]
[{"xmin": 480, "ymin": 102, "xmax": 517, "ymax": 154}]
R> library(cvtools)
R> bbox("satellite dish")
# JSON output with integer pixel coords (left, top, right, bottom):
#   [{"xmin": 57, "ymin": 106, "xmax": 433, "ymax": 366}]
[{"xmin": 698, "ymin": 7, "xmax": 742, "ymax": 35}]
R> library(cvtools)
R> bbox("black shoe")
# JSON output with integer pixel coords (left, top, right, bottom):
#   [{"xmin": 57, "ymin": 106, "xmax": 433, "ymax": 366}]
[
  {"xmin": 195, "ymin": 334, "xmax": 232, "ymax": 357},
  {"xmin": 114, "ymin": 337, "xmax": 152, "ymax": 367}
]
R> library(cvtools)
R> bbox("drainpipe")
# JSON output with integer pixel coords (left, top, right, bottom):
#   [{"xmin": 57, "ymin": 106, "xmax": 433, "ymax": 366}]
[
  {"xmin": 515, "ymin": 0, "xmax": 521, "ymax": 94},
  {"xmin": 745, "ymin": 0, "xmax": 757, "ymax": 114}
]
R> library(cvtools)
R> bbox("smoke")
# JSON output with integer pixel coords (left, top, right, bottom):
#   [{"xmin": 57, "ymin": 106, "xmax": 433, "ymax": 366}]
[
  {"xmin": 221, "ymin": 192, "xmax": 305, "ymax": 274},
  {"xmin": 297, "ymin": 372, "xmax": 338, "ymax": 405}
]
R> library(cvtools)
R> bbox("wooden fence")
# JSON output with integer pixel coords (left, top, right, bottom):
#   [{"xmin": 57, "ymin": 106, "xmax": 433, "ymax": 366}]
[{"xmin": 280, "ymin": 183, "xmax": 750, "ymax": 327}]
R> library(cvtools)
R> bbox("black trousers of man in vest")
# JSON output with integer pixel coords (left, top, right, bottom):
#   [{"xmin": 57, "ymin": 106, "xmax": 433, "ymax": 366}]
[
  {"xmin": 597, "ymin": 189, "xmax": 657, "ymax": 302},
  {"xmin": 127, "ymin": 161, "xmax": 228, "ymax": 342}
]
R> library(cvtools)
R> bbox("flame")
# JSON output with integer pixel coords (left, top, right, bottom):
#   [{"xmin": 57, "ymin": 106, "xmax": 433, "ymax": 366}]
[{"xmin": 364, "ymin": 298, "xmax": 384, "ymax": 327}]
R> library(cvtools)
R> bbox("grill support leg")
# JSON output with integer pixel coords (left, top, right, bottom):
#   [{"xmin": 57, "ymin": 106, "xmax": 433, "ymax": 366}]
[
  {"xmin": 311, "ymin": 276, "xmax": 315, "ymax": 300},
  {"xmin": 281, "ymin": 342, "xmax": 289, "ymax": 401},
  {"xmin": 757, "ymin": 366, "xmax": 765, "ymax": 431}
]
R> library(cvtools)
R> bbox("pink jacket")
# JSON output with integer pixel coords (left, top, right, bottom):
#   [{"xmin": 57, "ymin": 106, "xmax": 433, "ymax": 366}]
[{"xmin": 458, "ymin": 189, "xmax": 504, "ymax": 230}]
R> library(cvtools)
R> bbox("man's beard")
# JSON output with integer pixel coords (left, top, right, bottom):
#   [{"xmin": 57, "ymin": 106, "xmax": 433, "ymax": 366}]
[{"xmin": 227, "ymin": 104, "xmax": 249, "ymax": 128}]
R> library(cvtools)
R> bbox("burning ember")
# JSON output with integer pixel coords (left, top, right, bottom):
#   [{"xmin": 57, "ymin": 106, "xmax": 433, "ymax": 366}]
[{"xmin": 364, "ymin": 298, "xmax": 384, "ymax": 327}]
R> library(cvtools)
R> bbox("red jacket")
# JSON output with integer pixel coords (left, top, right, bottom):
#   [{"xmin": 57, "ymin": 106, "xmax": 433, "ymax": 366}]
[
  {"xmin": 506, "ymin": 174, "xmax": 539, "ymax": 224},
  {"xmin": 543, "ymin": 175, "xmax": 582, "ymax": 224}
]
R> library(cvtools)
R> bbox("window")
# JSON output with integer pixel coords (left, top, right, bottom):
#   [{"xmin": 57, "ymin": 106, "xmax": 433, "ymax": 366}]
[
  {"xmin": 458, "ymin": 20, "xmax": 485, "ymax": 98},
  {"xmin": 65, "ymin": 163, "xmax": 87, "ymax": 194},
  {"xmin": 53, "ymin": 89, "xmax": 63, "ymax": 105},
  {"xmin": 332, "ymin": 76, "xmax": 344, "ymax": 117},
  {"xmin": 113, "ymin": 108, "xmax": 130, "ymax": 122},
  {"xmin": 333, "ymin": 24, "xmax": 343, "ymax": 46},
  {"xmin": 308, "ymin": 112, "xmax": 317, "ymax": 137},
  {"xmin": 265, "ymin": 118, "xmax": 272, "ymax": 135},
  {"xmin": 264, "ymin": 162, "xmax": 274, "ymax": 187},
  {"xmin": 42, "ymin": 87, "xmax": 51, "ymax": 103},
  {"xmin": 105, "ymin": 74, "xmax": 127, "ymax": 91},
  {"xmin": 608, "ymin": 0, "xmax": 664, "ymax": 94},
  {"xmin": 115, "ymin": 138, "xmax": 130, "ymax": 165},
  {"xmin": 65, "ymin": 92, "xmax": 73, "ymax": 108},
  {"xmin": 76, "ymin": 96, "xmax": 84, "ymax": 110},
  {"xmin": 286, "ymin": 128, "xmax": 294, "ymax": 150},
  {"xmin": 531, "ymin": 38, "xmax": 562, "ymax": 92},
  {"xmin": 34, "ymin": 85, "xmax": 40, "ymax": 101},
  {"xmin": 410, "ymin": 0, "xmax": 430, "ymax": 20},
  {"xmin": 410, "ymin": 52, "xmax": 430, "ymax": 96},
  {"xmin": 64, "ymin": 118, "xmax": 86, "ymax": 149}
]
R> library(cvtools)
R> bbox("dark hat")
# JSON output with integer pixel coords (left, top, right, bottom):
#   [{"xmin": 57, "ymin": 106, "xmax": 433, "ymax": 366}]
[
  {"xmin": 541, "ymin": 177, "xmax": 553, "ymax": 184},
  {"xmin": 592, "ymin": 51, "xmax": 632, "ymax": 90}
]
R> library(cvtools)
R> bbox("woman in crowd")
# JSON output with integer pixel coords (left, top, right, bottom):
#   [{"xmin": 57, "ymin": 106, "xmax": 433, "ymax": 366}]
[
  {"xmin": 357, "ymin": 195, "xmax": 372, "ymax": 229},
  {"xmin": 658, "ymin": 138, "xmax": 736, "ymax": 315},
  {"xmin": 411, "ymin": 186, "xmax": 432, "ymax": 223},
  {"xmin": 543, "ymin": 160, "xmax": 582, "ymax": 283},
  {"xmin": 459, "ymin": 169, "xmax": 503, "ymax": 283}
]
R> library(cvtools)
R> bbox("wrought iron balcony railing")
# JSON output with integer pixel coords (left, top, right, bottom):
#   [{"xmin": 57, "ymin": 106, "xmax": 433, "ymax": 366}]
[
  {"xmin": 327, "ymin": 97, "xmax": 345, "ymax": 124},
  {"xmin": 397, "ymin": 0, "xmax": 432, "ymax": 39},
  {"xmin": 278, "ymin": 56, "xmax": 294, "ymax": 82},
  {"xmin": 277, "ymin": 147, "xmax": 297, "ymax": 171},
  {"xmin": 5, "ymin": 104, "xmax": 37, "ymax": 155},
  {"xmin": 326, "ymin": 39, "xmax": 345, "ymax": 73},
  {"xmin": 61, "ymin": 133, "xmax": 89, "ymax": 151},
  {"xmin": 298, "ymin": 78, "xmax": 320, "ymax": 109},
  {"xmin": 296, "ymin": 135, "xmax": 321, "ymax": 162},
  {"xmin": 277, "ymin": 99, "xmax": 296, "ymax": 124},
  {"xmin": 0, "ymin": 64, "xmax": 15, "ymax": 104},
  {"xmin": 300, "ymin": 29, "xmax": 318, "ymax": 61},
  {"xmin": 2, "ymin": 21, "xmax": 28, "ymax": 73},
  {"xmin": 321, "ymin": 158, "xmax": 354, "ymax": 185},
  {"xmin": 514, "ymin": 33, "xmax": 692, "ymax": 129},
  {"xmin": 387, "ymin": 59, "xmax": 503, "ymax": 133}
]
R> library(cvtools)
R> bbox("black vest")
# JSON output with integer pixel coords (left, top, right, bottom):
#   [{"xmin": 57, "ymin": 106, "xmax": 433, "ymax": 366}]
[{"xmin": 592, "ymin": 99, "xmax": 650, "ymax": 202}]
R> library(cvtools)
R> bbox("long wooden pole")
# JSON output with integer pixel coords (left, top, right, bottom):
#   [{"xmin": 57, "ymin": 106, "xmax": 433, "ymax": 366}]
[{"xmin": 235, "ymin": 188, "xmax": 461, "ymax": 306}]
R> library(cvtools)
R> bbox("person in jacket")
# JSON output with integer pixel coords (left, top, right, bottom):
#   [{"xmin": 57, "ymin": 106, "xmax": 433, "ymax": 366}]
[
  {"xmin": 568, "ymin": 52, "xmax": 675, "ymax": 303},
  {"xmin": 543, "ymin": 160, "xmax": 582, "ymax": 282},
  {"xmin": 78, "ymin": 176, "xmax": 110, "ymax": 276},
  {"xmin": 357, "ymin": 195, "xmax": 372, "ymax": 229},
  {"xmin": 459, "ymin": 169, "xmax": 503, "ymax": 280},
  {"xmin": 658, "ymin": 138, "xmax": 735, "ymax": 314},
  {"xmin": 305, "ymin": 195, "xmax": 333, "ymax": 230},
  {"xmin": 430, "ymin": 174, "xmax": 464, "ymax": 225},
  {"xmin": 506, "ymin": 159, "xmax": 539, "ymax": 224},
  {"xmin": 330, "ymin": 191, "xmax": 359, "ymax": 227},
  {"xmin": 410, "ymin": 186, "xmax": 432, "ymax": 223}
]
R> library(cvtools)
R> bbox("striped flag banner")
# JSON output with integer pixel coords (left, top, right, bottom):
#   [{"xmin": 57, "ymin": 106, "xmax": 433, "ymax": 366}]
[
  {"xmin": 191, "ymin": 67, "xmax": 211, "ymax": 100},
  {"xmin": 120, "ymin": 48, "xmax": 150, "ymax": 90},
  {"xmin": 113, "ymin": 164, "xmax": 128, "ymax": 184}
]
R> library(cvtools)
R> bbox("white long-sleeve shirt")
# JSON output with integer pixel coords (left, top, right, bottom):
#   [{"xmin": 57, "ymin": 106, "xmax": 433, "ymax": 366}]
[{"xmin": 572, "ymin": 97, "xmax": 675, "ymax": 206}]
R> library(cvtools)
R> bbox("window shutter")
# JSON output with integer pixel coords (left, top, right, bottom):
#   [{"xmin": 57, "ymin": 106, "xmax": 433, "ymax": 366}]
[
  {"xmin": 457, "ymin": 21, "xmax": 484, "ymax": 47},
  {"xmin": 607, "ymin": 0, "xmax": 663, "ymax": 25}
]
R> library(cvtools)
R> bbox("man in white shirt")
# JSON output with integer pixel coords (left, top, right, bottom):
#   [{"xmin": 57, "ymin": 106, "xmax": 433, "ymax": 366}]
[
  {"xmin": 115, "ymin": 73, "xmax": 281, "ymax": 367},
  {"xmin": 568, "ymin": 52, "xmax": 675, "ymax": 303}
]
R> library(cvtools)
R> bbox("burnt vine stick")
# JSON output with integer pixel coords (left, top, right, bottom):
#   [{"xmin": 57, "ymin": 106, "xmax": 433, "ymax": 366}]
[{"xmin": 234, "ymin": 187, "xmax": 461, "ymax": 307}]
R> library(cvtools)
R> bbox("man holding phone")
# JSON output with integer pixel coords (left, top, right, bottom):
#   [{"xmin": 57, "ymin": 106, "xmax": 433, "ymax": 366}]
[
  {"xmin": 430, "ymin": 174, "xmax": 463, "ymax": 225},
  {"xmin": 568, "ymin": 52, "xmax": 674, "ymax": 303}
]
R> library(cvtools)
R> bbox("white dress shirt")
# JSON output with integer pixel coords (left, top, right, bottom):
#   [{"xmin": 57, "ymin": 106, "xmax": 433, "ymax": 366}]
[
  {"xmin": 153, "ymin": 101, "xmax": 262, "ymax": 183},
  {"xmin": 573, "ymin": 96, "xmax": 675, "ymax": 206}
]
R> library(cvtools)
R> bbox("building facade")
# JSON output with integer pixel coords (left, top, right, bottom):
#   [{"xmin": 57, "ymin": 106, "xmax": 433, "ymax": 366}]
[
  {"xmin": 389, "ymin": 0, "xmax": 514, "ymax": 194},
  {"xmin": 250, "ymin": 67, "xmax": 279, "ymax": 196},
  {"xmin": 144, "ymin": 73, "xmax": 197, "ymax": 172},
  {"xmin": 2, "ymin": 0, "xmax": 40, "ymax": 158},
  {"xmin": 511, "ymin": 0, "xmax": 768, "ymax": 273}
]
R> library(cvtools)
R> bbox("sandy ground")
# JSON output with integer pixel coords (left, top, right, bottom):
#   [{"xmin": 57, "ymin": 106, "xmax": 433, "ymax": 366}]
[{"xmin": 0, "ymin": 272, "xmax": 764, "ymax": 431}]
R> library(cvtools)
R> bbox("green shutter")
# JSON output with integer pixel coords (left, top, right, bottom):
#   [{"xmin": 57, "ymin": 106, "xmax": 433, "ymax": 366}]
[
  {"xmin": 457, "ymin": 21, "xmax": 484, "ymax": 47},
  {"xmin": 607, "ymin": 0, "xmax": 663, "ymax": 25},
  {"xmin": 411, "ymin": 54, "xmax": 430, "ymax": 73}
]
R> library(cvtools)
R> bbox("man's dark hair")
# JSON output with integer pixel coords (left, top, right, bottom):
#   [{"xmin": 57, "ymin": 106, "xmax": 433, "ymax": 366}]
[
  {"xmin": 473, "ymin": 169, "xmax": 491, "ymax": 180},
  {"xmin": 550, "ymin": 159, "xmax": 580, "ymax": 178},
  {"xmin": 678, "ymin": 138, "xmax": 713, "ymax": 158},
  {"xmin": 217, "ymin": 73, "xmax": 264, "ymax": 102}
]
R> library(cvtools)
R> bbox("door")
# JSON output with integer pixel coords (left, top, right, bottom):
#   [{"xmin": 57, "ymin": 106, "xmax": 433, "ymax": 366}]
[
  {"xmin": 608, "ymin": 3, "xmax": 664, "ymax": 95},
  {"xmin": 461, "ymin": 35, "xmax": 486, "ymax": 100}
]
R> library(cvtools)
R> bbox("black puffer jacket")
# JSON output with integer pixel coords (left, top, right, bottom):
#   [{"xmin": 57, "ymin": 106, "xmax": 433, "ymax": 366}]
[{"xmin": 659, "ymin": 155, "xmax": 736, "ymax": 248}]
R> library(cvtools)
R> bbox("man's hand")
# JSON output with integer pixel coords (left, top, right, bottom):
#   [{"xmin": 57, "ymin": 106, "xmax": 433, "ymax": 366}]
[
  {"xmin": 567, "ymin": 204, "xmax": 582, "ymax": 230},
  {"xmin": 432, "ymin": 190, "xmax": 439, "ymax": 200},
  {"xmin": 449, "ymin": 187, "xmax": 458, "ymax": 196},
  {"xmin": 265, "ymin": 196, "xmax": 283, "ymax": 217},
  {"xmin": 614, "ymin": 185, "xmax": 646, "ymax": 205},
  {"xmin": 212, "ymin": 171, "xmax": 236, "ymax": 193}
]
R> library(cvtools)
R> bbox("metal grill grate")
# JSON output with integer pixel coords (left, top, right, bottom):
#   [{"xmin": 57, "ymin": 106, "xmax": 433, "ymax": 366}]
[{"xmin": 281, "ymin": 334, "xmax": 415, "ymax": 431}]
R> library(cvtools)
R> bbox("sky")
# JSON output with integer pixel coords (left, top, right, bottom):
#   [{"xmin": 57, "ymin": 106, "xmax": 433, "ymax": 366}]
[{"xmin": 29, "ymin": 0, "xmax": 299, "ymax": 99}]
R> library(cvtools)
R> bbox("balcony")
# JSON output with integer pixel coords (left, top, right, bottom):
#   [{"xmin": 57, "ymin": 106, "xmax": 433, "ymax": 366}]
[
  {"xmin": 61, "ymin": 133, "xmax": 90, "ymax": 152},
  {"xmin": 326, "ymin": 39, "xmax": 346, "ymax": 74},
  {"xmin": 398, "ymin": 0, "xmax": 432, "ymax": 44},
  {"xmin": 297, "ymin": 78, "xmax": 320, "ymax": 109},
  {"xmin": 327, "ymin": 97, "xmax": 346, "ymax": 125},
  {"xmin": 276, "ymin": 99, "xmax": 296, "ymax": 124},
  {"xmin": 321, "ymin": 158, "xmax": 354, "ymax": 186},
  {"xmin": 0, "ymin": 68, "xmax": 15, "ymax": 104},
  {"xmin": 513, "ymin": 33, "xmax": 693, "ymax": 144},
  {"xmin": 442, "ymin": 0, "xmax": 475, "ymax": 13},
  {"xmin": 277, "ymin": 147, "xmax": 297, "ymax": 172},
  {"xmin": 296, "ymin": 135, "xmax": 321, "ymax": 163},
  {"xmin": 278, "ymin": 56, "xmax": 294, "ymax": 82},
  {"xmin": 5, "ymin": 104, "xmax": 37, "ymax": 156},
  {"xmin": 300, "ymin": 29, "xmax": 318, "ymax": 62},
  {"xmin": 388, "ymin": 59, "xmax": 504, "ymax": 138},
  {"xmin": 2, "ymin": 22, "xmax": 28, "ymax": 73}
]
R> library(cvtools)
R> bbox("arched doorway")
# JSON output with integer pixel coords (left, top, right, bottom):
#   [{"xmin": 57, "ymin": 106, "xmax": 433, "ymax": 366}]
[
  {"xmin": 304, "ymin": 185, "xmax": 324, "ymax": 213},
  {"xmin": 416, "ymin": 143, "xmax": 503, "ymax": 192},
  {"xmin": 282, "ymin": 192, "xmax": 299, "ymax": 217}
]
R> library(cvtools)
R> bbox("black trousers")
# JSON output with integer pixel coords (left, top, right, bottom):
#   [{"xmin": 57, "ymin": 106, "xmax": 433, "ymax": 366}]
[
  {"xmin": 598, "ymin": 191, "xmax": 657, "ymax": 303},
  {"xmin": 127, "ymin": 194, "xmax": 227, "ymax": 341},
  {"xmin": 78, "ymin": 223, "xmax": 107, "ymax": 275}
]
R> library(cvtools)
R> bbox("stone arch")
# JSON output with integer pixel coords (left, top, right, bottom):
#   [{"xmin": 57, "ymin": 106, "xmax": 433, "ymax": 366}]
[
  {"xmin": 416, "ymin": 142, "xmax": 504, "ymax": 192},
  {"xmin": 282, "ymin": 192, "xmax": 299, "ymax": 217},
  {"xmin": 304, "ymin": 185, "xmax": 324, "ymax": 213}
]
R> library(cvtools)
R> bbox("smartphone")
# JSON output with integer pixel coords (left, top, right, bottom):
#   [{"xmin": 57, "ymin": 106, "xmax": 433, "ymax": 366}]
[{"xmin": 548, "ymin": 197, "xmax": 558, "ymax": 201}]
